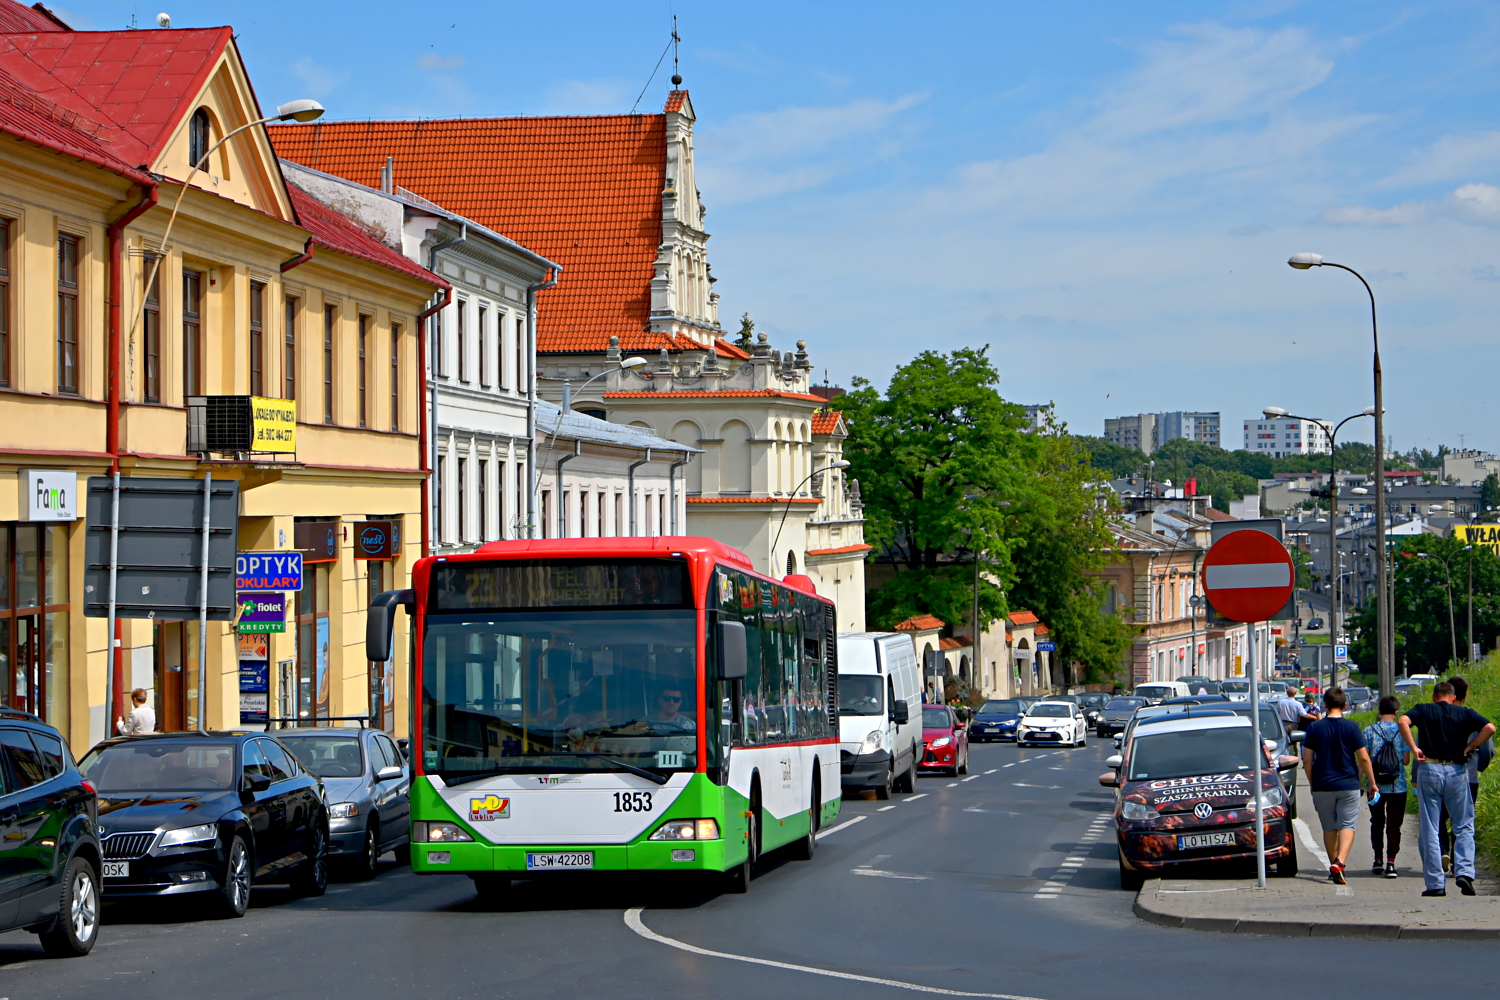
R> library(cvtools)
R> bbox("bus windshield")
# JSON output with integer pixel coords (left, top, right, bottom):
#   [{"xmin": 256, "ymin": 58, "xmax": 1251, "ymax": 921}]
[{"xmin": 421, "ymin": 609, "xmax": 698, "ymax": 782}]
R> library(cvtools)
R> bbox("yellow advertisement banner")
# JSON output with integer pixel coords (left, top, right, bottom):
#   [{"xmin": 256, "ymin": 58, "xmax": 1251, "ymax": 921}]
[
  {"xmin": 251, "ymin": 396, "xmax": 297, "ymax": 452},
  {"xmin": 1453, "ymin": 524, "xmax": 1500, "ymax": 553}
]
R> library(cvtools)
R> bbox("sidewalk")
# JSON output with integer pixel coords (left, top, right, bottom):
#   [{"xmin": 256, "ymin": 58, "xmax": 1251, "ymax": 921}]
[{"xmin": 1134, "ymin": 780, "xmax": 1500, "ymax": 938}]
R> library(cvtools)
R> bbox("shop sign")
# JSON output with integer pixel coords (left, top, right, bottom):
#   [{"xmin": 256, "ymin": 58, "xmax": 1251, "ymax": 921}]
[
  {"xmin": 235, "ymin": 552, "xmax": 303, "ymax": 591},
  {"xmin": 21, "ymin": 469, "xmax": 77, "ymax": 521},
  {"xmin": 354, "ymin": 520, "xmax": 399, "ymax": 560},
  {"xmin": 239, "ymin": 658, "xmax": 268, "ymax": 724},
  {"xmin": 1036, "ymin": 641, "xmax": 1056, "ymax": 652},
  {"xmin": 251, "ymin": 396, "xmax": 297, "ymax": 452},
  {"xmin": 294, "ymin": 521, "xmax": 339, "ymax": 563},
  {"xmin": 236, "ymin": 592, "xmax": 286, "ymax": 633}
]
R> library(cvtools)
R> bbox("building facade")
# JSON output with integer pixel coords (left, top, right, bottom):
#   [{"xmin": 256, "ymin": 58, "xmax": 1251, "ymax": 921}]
[
  {"xmin": 1104, "ymin": 411, "xmax": 1220, "ymax": 451},
  {"xmin": 1244, "ymin": 416, "xmax": 1330, "ymax": 457}
]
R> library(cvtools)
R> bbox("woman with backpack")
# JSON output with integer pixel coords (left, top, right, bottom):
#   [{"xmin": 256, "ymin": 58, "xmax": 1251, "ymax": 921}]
[{"xmin": 1365, "ymin": 695, "xmax": 1411, "ymax": 878}]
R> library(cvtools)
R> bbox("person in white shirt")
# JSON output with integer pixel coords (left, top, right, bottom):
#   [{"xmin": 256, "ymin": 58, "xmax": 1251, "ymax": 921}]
[{"xmin": 116, "ymin": 688, "xmax": 156, "ymax": 735}]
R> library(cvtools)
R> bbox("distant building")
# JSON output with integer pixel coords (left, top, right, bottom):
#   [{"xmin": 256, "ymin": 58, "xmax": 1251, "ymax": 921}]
[
  {"xmin": 1443, "ymin": 449, "xmax": 1500, "ymax": 485},
  {"xmin": 1104, "ymin": 411, "xmax": 1220, "ymax": 451},
  {"xmin": 1243, "ymin": 416, "xmax": 1330, "ymax": 457},
  {"xmin": 1021, "ymin": 403, "xmax": 1053, "ymax": 433}
]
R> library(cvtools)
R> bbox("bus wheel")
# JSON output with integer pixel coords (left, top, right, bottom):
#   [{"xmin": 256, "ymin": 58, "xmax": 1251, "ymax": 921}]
[
  {"xmin": 723, "ymin": 856, "xmax": 751, "ymax": 894},
  {"xmin": 789, "ymin": 778, "xmax": 819, "ymax": 861},
  {"xmin": 471, "ymin": 874, "xmax": 510, "ymax": 906}
]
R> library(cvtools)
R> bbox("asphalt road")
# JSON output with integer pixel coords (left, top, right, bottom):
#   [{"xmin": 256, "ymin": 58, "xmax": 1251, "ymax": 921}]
[{"xmin": 5, "ymin": 740, "xmax": 1498, "ymax": 999}]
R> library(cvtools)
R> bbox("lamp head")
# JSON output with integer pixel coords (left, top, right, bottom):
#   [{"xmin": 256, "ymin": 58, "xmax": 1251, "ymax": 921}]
[
  {"xmin": 1288, "ymin": 252, "xmax": 1323, "ymax": 270},
  {"xmin": 1360, "ymin": 405, "xmax": 1376, "ymax": 416},
  {"xmin": 1351, "ymin": 487, "xmax": 1368, "ymax": 495},
  {"xmin": 275, "ymin": 99, "xmax": 325, "ymax": 123},
  {"xmin": 619, "ymin": 356, "xmax": 648, "ymax": 370},
  {"xmin": 829, "ymin": 460, "xmax": 851, "ymax": 469},
  {"xmin": 1263, "ymin": 406, "xmax": 1287, "ymax": 418}
]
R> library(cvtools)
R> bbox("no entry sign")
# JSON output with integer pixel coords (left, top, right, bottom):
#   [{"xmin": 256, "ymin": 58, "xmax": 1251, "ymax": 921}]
[{"xmin": 1201, "ymin": 529, "xmax": 1294, "ymax": 623}]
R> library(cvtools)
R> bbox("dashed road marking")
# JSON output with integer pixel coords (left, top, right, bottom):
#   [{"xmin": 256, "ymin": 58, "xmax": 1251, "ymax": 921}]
[
  {"xmin": 878, "ymin": 805, "xmax": 897, "ymax": 812},
  {"xmin": 984, "ymin": 769, "xmax": 998, "ymax": 774},
  {"xmin": 907, "ymin": 793, "xmax": 928, "ymax": 801},
  {"xmin": 815, "ymin": 815, "xmax": 867, "ymax": 840},
  {"xmin": 961, "ymin": 775, "xmax": 979, "ymax": 782}
]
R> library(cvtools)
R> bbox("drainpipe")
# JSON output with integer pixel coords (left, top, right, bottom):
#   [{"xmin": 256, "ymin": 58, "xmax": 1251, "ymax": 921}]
[
  {"xmin": 628, "ymin": 449, "xmax": 653, "ymax": 537},
  {"xmin": 415, "ymin": 286, "xmax": 452, "ymax": 557},
  {"xmin": 525, "ymin": 266, "xmax": 561, "ymax": 538},
  {"xmin": 105, "ymin": 179, "xmax": 158, "ymax": 735},
  {"xmin": 280, "ymin": 237, "xmax": 314, "ymax": 273},
  {"xmin": 424, "ymin": 226, "xmax": 467, "ymax": 552},
  {"xmin": 668, "ymin": 451, "xmax": 690, "ymax": 535},
  {"xmin": 555, "ymin": 441, "xmax": 582, "ymax": 538}
]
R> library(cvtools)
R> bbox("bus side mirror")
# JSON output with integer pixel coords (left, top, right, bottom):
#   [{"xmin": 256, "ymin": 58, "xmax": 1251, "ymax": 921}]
[
  {"xmin": 716, "ymin": 621, "xmax": 747, "ymax": 680},
  {"xmin": 892, "ymin": 701, "xmax": 910, "ymax": 725},
  {"xmin": 366, "ymin": 589, "xmax": 415, "ymax": 663}
]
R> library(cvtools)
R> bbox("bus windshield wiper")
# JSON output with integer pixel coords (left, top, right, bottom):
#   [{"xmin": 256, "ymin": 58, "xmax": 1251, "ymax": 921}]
[{"xmin": 542, "ymin": 752, "xmax": 671, "ymax": 785}]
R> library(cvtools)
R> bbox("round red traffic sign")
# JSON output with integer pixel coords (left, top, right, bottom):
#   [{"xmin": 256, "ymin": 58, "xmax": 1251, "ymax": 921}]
[{"xmin": 1201, "ymin": 529, "xmax": 1294, "ymax": 623}]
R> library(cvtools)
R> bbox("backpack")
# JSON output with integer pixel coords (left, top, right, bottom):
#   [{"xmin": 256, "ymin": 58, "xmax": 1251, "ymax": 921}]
[{"xmin": 1372, "ymin": 726, "xmax": 1403, "ymax": 786}]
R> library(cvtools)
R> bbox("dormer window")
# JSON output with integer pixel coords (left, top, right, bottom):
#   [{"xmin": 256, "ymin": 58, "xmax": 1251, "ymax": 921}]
[{"xmin": 188, "ymin": 107, "xmax": 212, "ymax": 170}]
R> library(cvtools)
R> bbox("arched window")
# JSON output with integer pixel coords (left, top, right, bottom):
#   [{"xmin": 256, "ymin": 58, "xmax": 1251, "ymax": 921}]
[
  {"xmin": 188, "ymin": 108, "xmax": 212, "ymax": 169},
  {"xmin": 785, "ymin": 550, "xmax": 797, "ymax": 575}
]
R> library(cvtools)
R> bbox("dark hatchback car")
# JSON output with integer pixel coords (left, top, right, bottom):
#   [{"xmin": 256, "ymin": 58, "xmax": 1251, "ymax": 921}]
[
  {"xmin": 969, "ymin": 699, "xmax": 1032, "ymax": 742},
  {"xmin": 81, "ymin": 733, "xmax": 329, "ymax": 918},
  {"xmin": 0, "ymin": 710, "xmax": 101, "ymax": 956},
  {"xmin": 1094, "ymin": 696, "xmax": 1146, "ymax": 738}
]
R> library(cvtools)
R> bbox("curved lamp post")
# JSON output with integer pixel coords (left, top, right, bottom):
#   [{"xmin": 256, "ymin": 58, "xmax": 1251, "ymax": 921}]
[
  {"xmin": 770, "ymin": 459, "xmax": 851, "ymax": 573},
  {"xmin": 1287, "ymin": 252, "xmax": 1392, "ymax": 696}
]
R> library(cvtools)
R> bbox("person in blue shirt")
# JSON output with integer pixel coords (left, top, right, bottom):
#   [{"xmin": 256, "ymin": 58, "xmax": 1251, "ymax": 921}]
[
  {"xmin": 1363, "ymin": 696, "xmax": 1410, "ymax": 878},
  {"xmin": 1302, "ymin": 688, "xmax": 1377, "ymax": 885}
]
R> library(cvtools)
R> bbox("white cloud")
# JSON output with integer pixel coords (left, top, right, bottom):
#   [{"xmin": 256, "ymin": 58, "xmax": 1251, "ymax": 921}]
[
  {"xmin": 1451, "ymin": 182, "xmax": 1500, "ymax": 222},
  {"xmin": 290, "ymin": 57, "xmax": 347, "ymax": 99},
  {"xmin": 415, "ymin": 54, "xmax": 465, "ymax": 71},
  {"xmin": 1380, "ymin": 132, "xmax": 1500, "ymax": 188},
  {"xmin": 1322, "ymin": 202, "xmax": 1427, "ymax": 225},
  {"xmin": 1319, "ymin": 182, "xmax": 1500, "ymax": 227}
]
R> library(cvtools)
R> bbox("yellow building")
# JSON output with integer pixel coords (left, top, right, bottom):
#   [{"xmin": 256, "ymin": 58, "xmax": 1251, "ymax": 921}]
[{"xmin": 0, "ymin": 17, "xmax": 443, "ymax": 748}]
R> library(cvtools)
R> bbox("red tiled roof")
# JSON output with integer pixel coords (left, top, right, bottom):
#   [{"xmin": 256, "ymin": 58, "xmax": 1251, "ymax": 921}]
[
  {"xmin": 604, "ymin": 389, "xmax": 828, "ymax": 402},
  {"xmin": 664, "ymin": 89, "xmax": 687, "ymax": 113},
  {"xmin": 0, "ymin": 27, "xmax": 231, "ymax": 168},
  {"xmin": 1008, "ymin": 610, "xmax": 1039, "ymax": 625},
  {"xmin": 811, "ymin": 410, "xmax": 842, "ymax": 435},
  {"xmin": 805, "ymin": 543, "xmax": 871, "ymax": 556},
  {"xmin": 1204, "ymin": 508, "xmax": 1235, "ymax": 521},
  {"xmin": 0, "ymin": 65, "xmax": 151, "ymax": 182},
  {"xmin": 894, "ymin": 614, "xmax": 944, "ymax": 631},
  {"xmin": 268, "ymin": 100, "xmax": 685, "ymax": 354},
  {"xmin": 1035, "ymin": 624, "xmax": 1050, "ymax": 635},
  {"xmin": 287, "ymin": 183, "xmax": 446, "ymax": 291},
  {"xmin": 715, "ymin": 338, "xmax": 751, "ymax": 360},
  {"xmin": 0, "ymin": 1, "xmax": 68, "ymax": 32},
  {"xmin": 939, "ymin": 637, "xmax": 967, "ymax": 651}
]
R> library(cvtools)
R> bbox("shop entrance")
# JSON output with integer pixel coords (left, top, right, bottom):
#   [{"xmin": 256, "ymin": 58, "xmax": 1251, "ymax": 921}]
[{"xmin": 0, "ymin": 524, "xmax": 69, "ymax": 719}]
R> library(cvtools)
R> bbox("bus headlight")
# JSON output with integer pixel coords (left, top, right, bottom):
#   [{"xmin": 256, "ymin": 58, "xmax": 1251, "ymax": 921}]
[
  {"xmin": 413, "ymin": 821, "xmax": 473, "ymax": 843},
  {"xmin": 649, "ymin": 819, "xmax": 720, "ymax": 841}
]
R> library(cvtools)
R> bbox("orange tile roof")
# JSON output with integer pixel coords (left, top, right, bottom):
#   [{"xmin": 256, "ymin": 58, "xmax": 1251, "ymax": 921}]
[
  {"xmin": 664, "ymin": 89, "xmax": 688, "ymax": 113},
  {"xmin": 1035, "ymin": 624, "xmax": 1050, "ymax": 635},
  {"xmin": 287, "ymin": 183, "xmax": 446, "ymax": 291},
  {"xmin": 811, "ymin": 410, "xmax": 842, "ymax": 435},
  {"xmin": 1007, "ymin": 610, "xmax": 1039, "ymax": 625},
  {"xmin": 805, "ymin": 543, "xmax": 871, "ymax": 556},
  {"xmin": 268, "ymin": 100, "xmax": 685, "ymax": 355},
  {"xmin": 604, "ymin": 389, "xmax": 828, "ymax": 402},
  {"xmin": 715, "ymin": 338, "xmax": 751, "ymax": 359},
  {"xmin": 939, "ymin": 636, "xmax": 967, "ymax": 651},
  {"xmin": 894, "ymin": 614, "xmax": 944, "ymax": 631},
  {"xmin": 1204, "ymin": 508, "xmax": 1235, "ymax": 521}
]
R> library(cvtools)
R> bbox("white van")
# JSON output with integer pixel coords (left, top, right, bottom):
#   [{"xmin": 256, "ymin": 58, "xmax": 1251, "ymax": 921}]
[
  {"xmin": 837, "ymin": 632, "xmax": 924, "ymax": 799},
  {"xmin": 1132, "ymin": 681, "xmax": 1190, "ymax": 704}
]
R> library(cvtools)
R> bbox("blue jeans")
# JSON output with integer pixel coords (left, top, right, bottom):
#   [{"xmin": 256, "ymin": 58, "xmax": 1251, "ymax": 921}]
[{"xmin": 1417, "ymin": 762, "xmax": 1474, "ymax": 890}]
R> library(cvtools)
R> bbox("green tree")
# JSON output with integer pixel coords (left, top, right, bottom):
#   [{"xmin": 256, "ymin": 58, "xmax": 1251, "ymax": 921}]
[
  {"xmin": 1481, "ymin": 474, "xmax": 1500, "ymax": 518},
  {"xmin": 1073, "ymin": 435, "xmax": 1147, "ymax": 478},
  {"xmin": 734, "ymin": 312, "xmax": 755, "ymax": 348}
]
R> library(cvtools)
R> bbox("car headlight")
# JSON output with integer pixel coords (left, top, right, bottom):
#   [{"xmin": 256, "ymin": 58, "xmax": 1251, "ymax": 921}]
[
  {"xmin": 413, "ymin": 821, "xmax": 473, "ymax": 843},
  {"xmin": 1017, "ymin": 724, "xmax": 1030, "ymax": 732},
  {"xmin": 649, "ymin": 819, "xmax": 720, "ymax": 841},
  {"xmin": 930, "ymin": 737, "xmax": 952, "ymax": 749},
  {"xmin": 329, "ymin": 802, "xmax": 358, "ymax": 819},
  {"xmin": 859, "ymin": 730, "xmax": 884, "ymax": 754},
  {"xmin": 1121, "ymin": 800, "xmax": 1159, "ymax": 821},
  {"xmin": 1246, "ymin": 786, "xmax": 1285, "ymax": 810},
  {"xmin": 157, "ymin": 823, "xmax": 216, "ymax": 848}
]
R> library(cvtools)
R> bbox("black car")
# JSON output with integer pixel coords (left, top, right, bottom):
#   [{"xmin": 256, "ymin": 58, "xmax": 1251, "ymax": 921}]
[
  {"xmin": 80, "ymin": 732, "xmax": 329, "ymax": 918},
  {"xmin": 968, "ymin": 699, "xmax": 1032, "ymax": 742},
  {"xmin": 1095, "ymin": 696, "xmax": 1146, "ymax": 738},
  {"xmin": 0, "ymin": 710, "xmax": 101, "ymax": 956}
]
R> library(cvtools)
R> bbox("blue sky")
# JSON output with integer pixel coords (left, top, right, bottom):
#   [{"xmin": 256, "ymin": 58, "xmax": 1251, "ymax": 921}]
[{"xmin": 58, "ymin": 1, "xmax": 1500, "ymax": 453}]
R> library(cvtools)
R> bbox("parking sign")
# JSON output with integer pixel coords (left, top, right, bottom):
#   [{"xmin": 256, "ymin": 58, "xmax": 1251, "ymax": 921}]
[{"xmin": 1334, "ymin": 644, "xmax": 1348, "ymax": 663}]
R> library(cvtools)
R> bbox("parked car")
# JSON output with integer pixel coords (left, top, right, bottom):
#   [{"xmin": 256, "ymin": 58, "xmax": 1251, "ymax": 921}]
[
  {"xmin": 1132, "ymin": 681, "xmax": 1190, "ymax": 704},
  {"xmin": 1220, "ymin": 680, "xmax": 1273, "ymax": 703},
  {"xmin": 1058, "ymin": 692, "xmax": 1110, "ymax": 726},
  {"xmin": 1342, "ymin": 685, "xmax": 1374, "ymax": 712},
  {"xmin": 919, "ymin": 705, "xmax": 970, "ymax": 776},
  {"xmin": 1306, "ymin": 618, "xmax": 1325, "ymax": 630},
  {"xmin": 1017, "ymin": 701, "xmax": 1088, "ymax": 748},
  {"xmin": 0, "ymin": 709, "xmax": 101, "ymax": 956},
  {"xmin": 1175, "ymin": 676, "xmax": 1222, "ymax": 696},
  {"xmin": 1095, "ymin": 696, "xmax": 1146, "ymax": 738},
  {"xmin": 969, "ymin": 699, "xmax": 1033, "ymax": 742},
  {"xmin": 277, "ymin": 728, "xmax": 411, "ymax": 878},
  {"xmin": 837, "ymin": 632, "xmax": 924, "ymax": 799},
  {"xmin": 1114, "ymin": 703, "xmax": 1237, "ymax": 751},
  {"xmin": 81, "ymin": 732, "xmax": 330, "ymax": 917}
]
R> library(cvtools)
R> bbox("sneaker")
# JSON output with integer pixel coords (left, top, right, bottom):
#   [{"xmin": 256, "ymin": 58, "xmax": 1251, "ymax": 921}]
[
  {"xmin": 1385, "ymin": 861, "xmax": 1398, "ymax": 879},
  {"xmin": 1442, "ymin": 853, "xmax": 1452, "ymax": 873},
  {"xmin": 1372, "ymin": 861, "xmax": 1385, "ymax": 875},
  {"xmin": 1422, "ymin": 888, "xmax": 1447, "ymax": 897},
  {"xmin": 1456, "ymin": 875, "xmax": 1476, "ymax": 896},
  {"xmin": 1330, "ymin": 865, "xmax": 1347, "ymax": 885}
]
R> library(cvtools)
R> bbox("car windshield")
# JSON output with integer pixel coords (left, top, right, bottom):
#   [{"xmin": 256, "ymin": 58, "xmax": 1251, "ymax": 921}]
[
  {"xmin": 1227, "ymin": 706, "xmax": 1282, "ymax": 737},
  {"xmin": 1127, "ymin": 728, "xmax": 1257, "ymax": 781},
  {"xmin": 1134, "ymin": 686, "xmax": 1173, "ymax": 698},
  {"xmin": 1220, "ymin": 681, "xmax": 1272, "ymax": 694},
  {"xmin": 1078, "ymin": 694, "xmax": 1109, "ymax": 708},
  {"xmin": 1028, "ymin": 704, "xmax": 1071, "ymax": 718},
  {"xmin": 279, "ymin": 734, "xmax": 363, "ymax": 778},
  {"xmin": 1106, "ymin": 698, "xmax": 1145, "ymax": 711},
  {"xmin": 981, "ymin": 700, "xmax": 1025, "ymax": 714},
  {"xmin": 922, "ymin": 708, "xmax": 951, "ymax": 728},
  {"xmin": 839, "ymin": 675, "xmax": 884, "ymax": 716},
  {"xmin": 80, "ymin": 741, "xmax": 236, "ymax": 791}
]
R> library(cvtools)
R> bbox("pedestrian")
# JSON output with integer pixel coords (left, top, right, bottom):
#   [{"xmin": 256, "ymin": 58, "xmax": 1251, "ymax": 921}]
[
  {"xmin": 1275, "ymin": 687, "xmax": 1315, "ymax": 739},
  {"xmin": 1363, "ymin": 695, "xmax": 1410, "ymax": 878},
  {"xmin": 1398, "ymin": 681, "xmax": 1496, "ymax": 897},
  {"xmin": 1303, "ymin": 690, "xmax": 1323, "ymax": 722},
  {"xmin": 115, "ymin": 688, "xmax": 156, "ymax": 735},
  {"xmin": 1437, "ymin": 677, "xmax": 1491, "ymax": 873},
  {"xmin": 1302, "ymin": 687, "xmax": 1378, "ymax": 885}
]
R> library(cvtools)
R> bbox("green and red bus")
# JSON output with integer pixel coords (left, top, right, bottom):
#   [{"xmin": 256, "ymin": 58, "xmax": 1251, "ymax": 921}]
[{"xmin": 366, "ymin": 536, "xmax": 841, "ymax": 893}]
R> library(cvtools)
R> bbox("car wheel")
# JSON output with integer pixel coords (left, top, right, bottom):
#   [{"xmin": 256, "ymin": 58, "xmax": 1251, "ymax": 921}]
[
  {"xmin": 351, "ymin": 819, "xmax": 380, "ymax": 881},
  {"xmin": 292, "ymin": 823, "xmax": 329, "ymax": 897},
  {"xmin": 895, "ymin": 749, "xmax": 916, "ymax": 793},
  {"xmin": 875, "ymin": 762, "xmax": 893, "ymax": 800},
  {"xmin": 1118, "ymin": 851, "xmax": 1145, "ymax": 892},
  {"xmin": 211, "ymin": 835, "xmax": 252, "ymax": 918},
  {"xmin": 37, "ymin": 855, "xmax": 99, "ymax": 957},
  {"xmin": 1274, "ymin": 836, "xmax": 1299, "ymax": 878}
]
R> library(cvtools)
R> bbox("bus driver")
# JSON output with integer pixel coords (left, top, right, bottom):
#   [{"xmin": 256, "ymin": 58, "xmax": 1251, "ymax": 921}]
[{"xmin": 650, "ymin": 685, "xmax": 696, "ymax": 733}]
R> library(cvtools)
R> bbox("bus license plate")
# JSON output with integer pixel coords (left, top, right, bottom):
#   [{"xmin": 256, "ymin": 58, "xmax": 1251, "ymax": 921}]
[
  {"xmin": 1178, "ymin": 831, "xmax": 1235, "ymax": 850},
  {"xmin": 103, "ymin": 861, "xmax": 129, "ymax": 878},
  {"xmin": 526, "ymin": 851, "xmax": 593, "ymax": 871}
]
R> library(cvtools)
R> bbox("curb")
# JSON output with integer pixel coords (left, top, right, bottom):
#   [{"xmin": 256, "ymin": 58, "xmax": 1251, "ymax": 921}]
[{"xmin": 1132, "ymin": 891, "xmax": 1500, "ymax": 940}]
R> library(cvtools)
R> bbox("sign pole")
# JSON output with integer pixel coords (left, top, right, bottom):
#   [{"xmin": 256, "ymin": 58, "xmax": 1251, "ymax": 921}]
[
  {"xmin": 196, "ymin": 473, "xmax": 212, "ymax": 731},
  {"xmin": 1248, "ymin": 620, "xmax": 1266, "ymax": 888}
]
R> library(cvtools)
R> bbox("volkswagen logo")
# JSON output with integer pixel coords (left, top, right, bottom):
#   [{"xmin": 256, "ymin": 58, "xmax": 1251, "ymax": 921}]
[{"xmin": 1193, "ymin": 802, "xmax": 1213, "ymax": 820}]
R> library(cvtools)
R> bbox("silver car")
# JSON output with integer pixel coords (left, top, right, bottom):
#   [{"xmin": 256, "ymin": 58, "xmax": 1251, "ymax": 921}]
[{"xmin": 278, "ymin": 728, "xmax": 411, "ymax": 879}]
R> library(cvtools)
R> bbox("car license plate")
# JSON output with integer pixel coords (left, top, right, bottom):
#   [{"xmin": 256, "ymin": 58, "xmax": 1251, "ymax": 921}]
[
  {"xmin": 526, "ymin": 851, "xmax": 593, "ymax": 871},
  {"xmin": 102, "ymin": 861, "xmax": 129, "ymax": 878},
  {"xmin": 1177, "ymin": 831, "xmax": 1236, "ymax": 850}
]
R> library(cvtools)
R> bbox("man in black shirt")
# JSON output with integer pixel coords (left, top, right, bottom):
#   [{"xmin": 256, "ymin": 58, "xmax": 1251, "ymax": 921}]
[{"xmin": 1399, "ymin": 682, "xmax": 1495, "ymax": 896}]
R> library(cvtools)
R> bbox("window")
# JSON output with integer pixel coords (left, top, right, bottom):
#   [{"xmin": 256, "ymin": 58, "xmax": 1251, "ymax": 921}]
[
  {"xmin": 295, "ymin": 561, "xmax": 332, "ymax": 721},
  {"xmin": 284, "ymin": 296, "xmax": 298, "ymax": 402},
  {"xmin": 390, "ymin": 323, "xmax": 401, "ymax": 431},
  {"xmin": 497, "ymin": 310, "xmax": 509, "ymax": 390},
  {"xmin": 143, "ymin": 268, "xmax": 161, "ymax": 401},
  {"xmin": 498, "ymin": 462, "xmax": 507, "ymax": 540},
  {"xmin": 478, "ymin": 305, "xmax": 489, "ymax": 387},
  {"xmin": 0, "ymin": 218, "xmax": 10, "ymax": 387},
  {"xmin": 598, "ymin": 489, "xmax": 606, "ymax": 537},
  {"xmin": 188, "ymin": 107, "xmax": 212, "ymax": 170},
  {"xmin": 435, "ymin": 455, "xmax": 444, "ymax": 542},
  {"xmin": 249, "ymin": 280, "xmax": 265, "ymax": 396},
  {"xmin": 540, "ymin": 489, "xmax": 550, "ymax": 539},
  {"xmin": 182, "ymin": 268, "xmax": 202, "ymax": 398},
  {"xmin": 322, "ymin": 303, "xmax": 335, "ymax": 423},
  {"xmin": 56, "ymin": 234, "xmax": 79, "ymax": 394},
  {"xmin": 431, "ymin": 311, "xmax": 444, "ymax": 379},
  {"xmin": 456, "ymin": 300, "xmax": 468, "ymax": 383},
  {"xmin": 0, "ymin": 524, "xmax": 71, "ymax": 720},
  {"xmin": 515, "ymin": 314, "xmax": 525, "ymax": 394},
  {"xmin": 457, "ymin": 457, "xmax": 468, "ymax": 543},
  {"xmin": 561, "ymin": 490, "xmax": 570, "ymax": 538},
  {"xmin": 580, "ymin": 490, "xmax": 589, "ymax": 538},
  {"xmin": 478, "ymin": 459, "xmax": 488, "ymax": 540},
  {"xmin": 357, "ymin": 314, "xmax": 370, "ymax": 428}
]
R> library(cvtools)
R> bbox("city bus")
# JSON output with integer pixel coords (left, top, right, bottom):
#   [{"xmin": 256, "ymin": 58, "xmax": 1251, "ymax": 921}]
[{"xmin": 366, "ymin": 536, "xmax": 841, "ymax": 894}]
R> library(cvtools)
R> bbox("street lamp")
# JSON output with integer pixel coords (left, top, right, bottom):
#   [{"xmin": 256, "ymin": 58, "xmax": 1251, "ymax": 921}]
[
  {"xmin": 1414, "ymin": 547, "xmax": 1471, "ymax": 667},
  {"xmin": 1261, "ymin": 404, "xmax": 1373, "ymax": 679},
  {"xmin": 1287, "ymin": 253, "xmax": 1392, "ymax": 697},
  {"xmin": 770, "ymin": 459, "xmax": 852, "ymax": 572}
]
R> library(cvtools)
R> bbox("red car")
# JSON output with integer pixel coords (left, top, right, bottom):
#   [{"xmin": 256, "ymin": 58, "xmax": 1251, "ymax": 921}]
[{"xmin": 920, "ymin": 705, "xmax": 969, "ymax": 776}]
